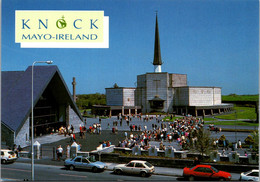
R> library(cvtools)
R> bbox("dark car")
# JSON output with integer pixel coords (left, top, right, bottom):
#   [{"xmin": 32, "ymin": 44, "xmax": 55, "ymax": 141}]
[{"xmin": 183, "ymin": 164, "xmax": 232, "ymax": 181}]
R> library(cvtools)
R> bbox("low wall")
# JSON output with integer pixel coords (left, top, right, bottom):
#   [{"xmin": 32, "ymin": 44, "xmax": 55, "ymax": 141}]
[
  {"xmin": 207, "ymin": 163, "xmax": 259, "ymax": 173},
  {"xmin": 19, "ymin": 151, "xmax": 30, "ymax": 158},
  {"xmin": 113, "ymin": 147, "xmax": 258, "ymax": 165},
  {"xmin": 92, "ymin": 145, "xmax": 115, "ymax": 153},
  {"xmin": 89, "ymin": 152, "xmax": 258, "ymax": 173}
]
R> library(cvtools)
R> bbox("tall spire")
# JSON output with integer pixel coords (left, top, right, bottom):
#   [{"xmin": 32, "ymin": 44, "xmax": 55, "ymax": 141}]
[{"xmin": 153, "ymin": 12, "xmax": 162, "ymax": 66}]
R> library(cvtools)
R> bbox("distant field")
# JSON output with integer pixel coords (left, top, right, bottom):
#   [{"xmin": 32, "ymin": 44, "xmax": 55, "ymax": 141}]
[
  {"xmin": 215, "ymin": 106, "xmax": 257, "ymax": 120},
  {"xmin": 219, "ymin": 95, "xmax": 258, "ymax": 121},
  {"xmin": 222, "ymin": 94, "xmax": 259, "ymax": 102}
]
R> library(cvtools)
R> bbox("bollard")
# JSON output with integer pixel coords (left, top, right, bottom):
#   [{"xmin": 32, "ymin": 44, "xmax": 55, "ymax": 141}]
[
  {"xmin": 66, "ymin": 145, "xmax": 71, "ymax": 159},
  {"xmin": 53, "ymin": 147, "xmax": 57, "ymax": 160},
  {"xmin": 98, "ymin": 151, "xmax": 101, "ymax": 161},
  {"xmin": 40, "ymin": 145, "xmax": 42, "ymax": 158},
  {"xmin": 70, "ymin": 142, "xmax": 78, "ymax": 158},
  {"xmin": 33, "ymin": 141, "xmax": 41, "ymax": 159}
]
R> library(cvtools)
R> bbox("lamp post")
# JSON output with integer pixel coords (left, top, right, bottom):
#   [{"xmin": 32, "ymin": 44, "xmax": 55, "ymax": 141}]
[
  {"xmin": 31, "ymin": 61, "xmax": 53, "ymax": 181},
  {"xmin": 235, "ymin": 110, "xmax": 237, "ymax": 143}
]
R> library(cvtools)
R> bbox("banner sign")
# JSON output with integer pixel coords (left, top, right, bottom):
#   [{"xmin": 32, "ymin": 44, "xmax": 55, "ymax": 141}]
[{"xmin": 15, "ymin": 10, "xmax": 109, "ymax": 48}]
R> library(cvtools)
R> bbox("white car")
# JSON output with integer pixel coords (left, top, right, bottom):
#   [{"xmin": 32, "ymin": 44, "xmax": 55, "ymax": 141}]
[
  {"xmin": 113, "ymin": 160, "xmax": 155, "ymax": 177},
  {"xmin": 240, "ymin": 169, "xmax": 259, "ymax": 181},
  {"xmin": 1, "ymin": 149, "xmax": 17, "ymax": 164}
]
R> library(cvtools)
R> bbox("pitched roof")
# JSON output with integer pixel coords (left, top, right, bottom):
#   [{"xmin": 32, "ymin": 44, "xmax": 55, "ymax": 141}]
[
  {"xmin": 153, "ymin": 14, "xmax": 162, "ymax": 66},
  {"xmin": 149, "ymin": 96, "xmax": 165, "ymax": 101},
  {"xmin": 1, "ymin": 65, "xmax": 82, "ymax": 133}
]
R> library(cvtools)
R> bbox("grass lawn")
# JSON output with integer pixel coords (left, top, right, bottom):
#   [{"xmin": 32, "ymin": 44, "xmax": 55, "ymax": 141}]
[
  {"xmin": 205, "ymin": 120, "xmax": 258, "ymax": 126},
  {"xmin": 163, "ymin": 116, "xmax": 184, "ymax": 122},
  {"xmin": 215, "ymin": 106, "xmax": 257, "ymax": 120},
  {"xmin": 203, "ymin": 118, "xmax": 218, "ymax": 121},
  {"xmin": 80, "ymin": 109, "xmax": 91, "ymax": 112}
]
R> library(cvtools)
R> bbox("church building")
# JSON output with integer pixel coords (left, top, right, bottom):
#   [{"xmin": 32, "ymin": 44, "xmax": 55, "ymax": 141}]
[
  {"xmin": 1, "ymin": 65, "xmax": 83, "ymax": 148},
  {"xmin": 105, "ymin": 14, "xmax": 233, "ymax": 117}
]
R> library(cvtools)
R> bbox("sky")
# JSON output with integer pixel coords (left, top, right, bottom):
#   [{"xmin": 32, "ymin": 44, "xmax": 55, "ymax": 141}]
[{"xmin": 1, "ymin": 0, "xmax": 259, "ymax": 95}]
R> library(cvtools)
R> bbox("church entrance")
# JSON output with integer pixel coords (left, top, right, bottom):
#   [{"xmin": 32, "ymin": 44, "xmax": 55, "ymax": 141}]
[
  {"xmin": 149, "ymin": 96, "xmax": 165, "ymax": 111},
  {"xmin": 29, "ymin": 85, "xmax": 66, "ymax": 137},
  {"xmin": 150, "ymin": 100, "xmax": 164, "ymax": 109}
]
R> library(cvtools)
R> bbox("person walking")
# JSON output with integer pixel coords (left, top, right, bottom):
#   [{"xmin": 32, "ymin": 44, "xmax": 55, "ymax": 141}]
[
  {"xmin": 57, "ymin": 145, "xmax": 63, "ymax": 161},
  {"xmin": 222, "ymin": 148, "xmax": 225, "ymax": 156},
  {"xmin": 70, "ymin": 133, "xmax": 74, "ymax": 143},
  {"xmin": 71, "ymin": 125, "xmax": 74, "ymax": 133},
  {"xmin": 238, "ymin": 140, "xmax": 242, "ymax": 149}
]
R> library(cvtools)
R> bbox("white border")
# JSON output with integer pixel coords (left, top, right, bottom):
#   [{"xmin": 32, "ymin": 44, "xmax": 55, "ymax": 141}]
[{"xmin": 20, "ymin": 16, "xmax": 109, "ymax": 48}]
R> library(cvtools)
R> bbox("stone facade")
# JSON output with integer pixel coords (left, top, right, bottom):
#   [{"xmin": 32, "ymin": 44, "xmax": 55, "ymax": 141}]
[
  {"xmin": 106, "ymin": 88, "xmax": 136, "ymax": 107},
  {"xmin": 136, "ymin": 73, "xmax": 170, "ymax": 113},
  {"xmin": 174, "ymin": 87, "xmax": 189, "ymax": 106},
  {"xmin": 106, "ymin": 88, "xmax": 123, "ymax": 106},
  {"xmin": 69, "ymin": 106, "xmax": 83, "ymax": 133},
  {"xmin": 14, "ymin": 118, "xmax": 30, "ymax": 148},
  {"xmin": 170, "ymin": 74, "xmax": 187, "ymax": 87},
  {"xmin": 106, "ymin": 72, "xmax": 227, "ymax": 115},
  {"xmin": 123, "ymin": 88, "xmax": 135, "ymax": 106},
  {"xmin": 175, "ymin": 87, "xmax": 222, "ymax": 107},
  {"xmin": 135, "ymin": 72, "xmax": 223, "ymax": 114},
  {"xmin": 3, "ymin": 106, "xmax": 82, "ymax": 148},
  {"xmin": 136, "ymin": 72, "xmax": 189, "ymax": 113},
  {"xmin": 188, "ymin": 87, "xmax": 221, "ymax": 106}
]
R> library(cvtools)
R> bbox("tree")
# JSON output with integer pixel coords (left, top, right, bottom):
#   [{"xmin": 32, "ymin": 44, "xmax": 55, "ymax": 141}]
[
  {"xmin": 244, "ymin": 135, "xmax": 254, "ymax": 145},
  {"xmin": 218, "ymin": 134, "xmax": 226, "ymax": 146},
  {"xmin": 76, "ymin": 93, "xmax": 106, "ymax": 110},
  {"xmin": 251, "ymin": 130, "xmax": 259, "ymax": 152},
  {"xmin": 191, "ymin": 128, "xmax": 214, "ymax": 157}
]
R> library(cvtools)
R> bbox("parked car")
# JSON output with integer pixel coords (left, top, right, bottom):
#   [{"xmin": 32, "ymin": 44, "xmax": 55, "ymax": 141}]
[
  {"xmin": 183, "ymin": 164, "xmax": 232, "ymax": 181},
  {"xmin": 113, "ymin": 160, "xmax": 155, "ymax": 177},
  {"xmin": 1, "ymin": 149, "xmax": 17, "ymax": 164},
  {"xmin": 64, "ymin": 156, "xmax": 107, "ymax": 172},
  {"xmin": 239, "ymin": 169, "xmax": 259, "ymax": 181},
  {"xmin": 208, "ymin": 124, "xmax": 221, "ymax": 132}
]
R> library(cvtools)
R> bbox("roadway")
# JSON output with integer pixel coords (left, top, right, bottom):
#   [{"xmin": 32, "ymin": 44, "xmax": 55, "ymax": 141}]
[
  {"xmin": 1, "ymin": 161, "xmax": 242, "ymax": 181},
  {"xmin": 1, "ymin": 162, "xmax": 178, "ymax": 181}
]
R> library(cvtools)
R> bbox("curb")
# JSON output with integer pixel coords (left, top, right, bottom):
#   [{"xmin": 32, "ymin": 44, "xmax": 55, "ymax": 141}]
[{"xmin": 15, "ymin": 159, "xmax": 180, "ymax": 177}]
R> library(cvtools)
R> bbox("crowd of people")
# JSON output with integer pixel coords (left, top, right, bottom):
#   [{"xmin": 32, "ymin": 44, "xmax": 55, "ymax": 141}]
[
  {"xmin": 49, "ymin": 114, "xmax": 250, "ymax": 161},
  {"xmin": 116, "ymin": 116, "xmax": 205, "ymax": 151},
  {"xmin": 87, "ymin": 123, "xmax": 102, "ymax": 134},
  {"xmin": 97, "ymin": 140, "xmax": 112, "ymax": 148},
  {"xmin": 57, "ymin": 124, "xmax": 76, "ymax": 136}
]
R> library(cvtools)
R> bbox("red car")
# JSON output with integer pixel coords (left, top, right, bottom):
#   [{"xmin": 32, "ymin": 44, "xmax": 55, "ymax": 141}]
[{"xmin": 183, "ymin": 164, "xmax": 232, "ymax": 181}]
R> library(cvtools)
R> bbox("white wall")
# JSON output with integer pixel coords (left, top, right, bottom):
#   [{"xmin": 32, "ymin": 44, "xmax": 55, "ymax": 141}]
[
  {"xmin": 123, "ymin": 88, "xmax": 135, "ymax": 106},
  {"xmin": 188, "ymin": 87, "xmax": 221, "ymax": 106},
  {"xmin": 15, "ymin": 118, "xmax": 30, "ymax": 148},
  {"xmin": 213, "ymin": 87, "xmax": 222, "ymax": 105},
  {"xmin": 69, "ymin": 106, "xmax": 83, "ymax": 133}
]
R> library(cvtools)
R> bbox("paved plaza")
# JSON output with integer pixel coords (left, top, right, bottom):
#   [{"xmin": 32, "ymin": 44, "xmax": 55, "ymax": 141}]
[{"xmin": 23, "ymin": 115, "xmax": 256, "ymax": 159}]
